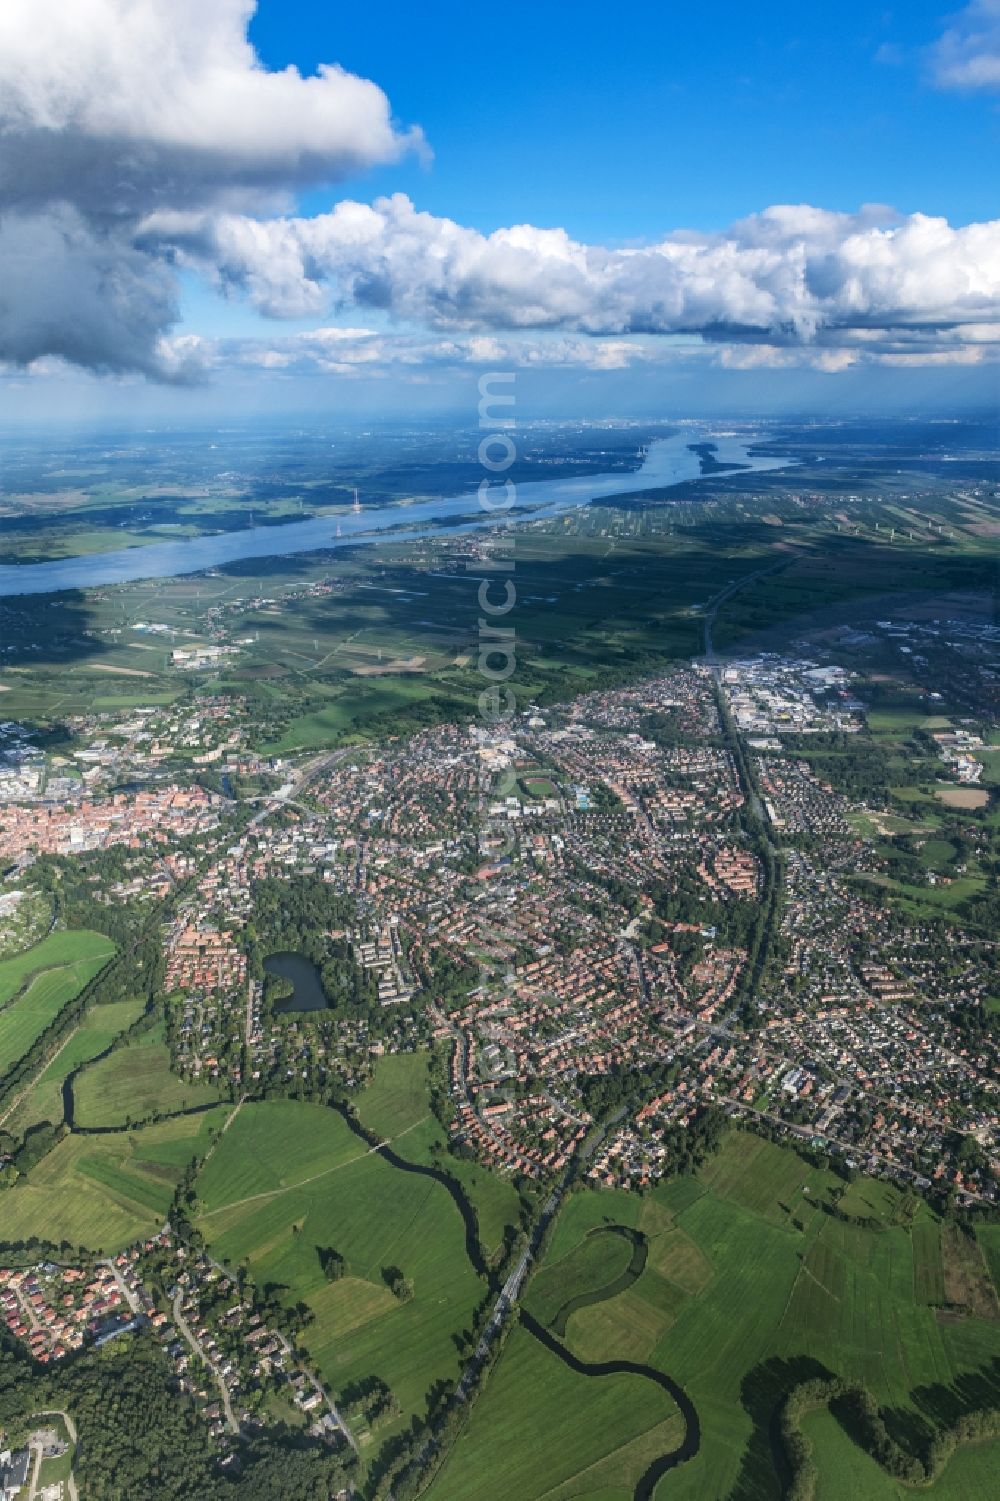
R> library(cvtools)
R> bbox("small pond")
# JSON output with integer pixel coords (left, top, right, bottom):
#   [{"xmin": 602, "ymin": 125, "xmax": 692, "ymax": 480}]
[{"xmin": 264, "ymin": 951, "xmax": 329, "ymax": 1012}]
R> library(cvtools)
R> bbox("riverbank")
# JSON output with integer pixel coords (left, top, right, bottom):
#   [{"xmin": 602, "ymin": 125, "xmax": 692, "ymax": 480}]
[{"xmin": 0, "ymin": 430, "xmax": 793, "ymax": 598}]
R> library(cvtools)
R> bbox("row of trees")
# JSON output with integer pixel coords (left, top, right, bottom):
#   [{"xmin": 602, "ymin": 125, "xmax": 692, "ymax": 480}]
[{"xmin": 780, "ymin": 1375, "xmax": 1000, "ymax": 1500}]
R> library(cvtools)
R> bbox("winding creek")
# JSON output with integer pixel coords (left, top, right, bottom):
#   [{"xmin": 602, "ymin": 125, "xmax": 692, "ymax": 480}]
[
  {"xmin": 57, "ymin": 1072, "xmax": 702, "ymax": 1496},
  {"xmin": 0, "ymin": 429, "xmax": 792, "ymax": 597},
  {"xmin": 329, "ymin": 1105, "xmax": 701, "ymax": 1494},
  {"xmin": 521, "ymin": 1310, "xmax": 701, "ymax": 1496},
  {"xmin": 548, "ymin": 1225, "xmax": 648, "ymax": 1336}
]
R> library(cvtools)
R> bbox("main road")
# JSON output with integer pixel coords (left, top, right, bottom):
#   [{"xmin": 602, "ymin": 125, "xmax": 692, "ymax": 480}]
[
  {"xmin": 701, "ymin": 557, "xmax": 791, "ymax": 674},
  {"xmin": 246, "ymin": 748, "xmax": 347, "ymax": 830},
  {"xmin": 454, "ymin": 1107, "xmax": 627, "ymax": 1400}
]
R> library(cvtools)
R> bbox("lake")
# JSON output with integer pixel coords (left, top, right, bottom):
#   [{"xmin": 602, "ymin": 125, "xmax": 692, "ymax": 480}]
[
  {"xmin": 264, "ymin": 951, "xmax": 329, "ymax": 1013},
  {"xmin": 0, "ymin": 430, "xmax": 794, "ymax": 598}
]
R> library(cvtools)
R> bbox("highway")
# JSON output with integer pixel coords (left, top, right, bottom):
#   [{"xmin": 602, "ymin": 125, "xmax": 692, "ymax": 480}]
[{"xmin": 701, "ymin": 558, "xmax": 791, "ymax": 673}]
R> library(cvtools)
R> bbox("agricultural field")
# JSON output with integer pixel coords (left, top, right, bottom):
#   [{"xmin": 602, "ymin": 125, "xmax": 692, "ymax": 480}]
[
  {"xmin": 977, "ymin": 1225, "xmax": 1000, "ymax": 1304},
  {"xmin": 697, "ymin": 1128, "xmax": 840, "ymax": 1230},
  {"xmin": 426, "ymin": 1326, "xmax": 683, "ymax": 1501},
  {"xmin": 546, "ymin": 1184, "xmax": 643, "ymax": 1260},
  {"xmin": 195, "ymin": 1099, "xmax": 369, "ymax": 1210},
  {"xmin": 193, "ymin": 1098, "xmax": 485, "ymax": 1439},
  {"xmin": 0, "ymin": 930, "xmax": 115, "ymax": 1008},
  {"xmin": 0, "ymin": 931, "xmax": 117, "ymax": 1075},
  {"xmin": 0, "ymin": 1110, "xmax": 229, "ymax": 1252},
  {"xmin": 0, "ymin": 959, "xmax": 113, "ymax": 1075},
  {"xmin": 72, "ymin": 1023, "xmax": 227, "ymax": 1127},
  {"xmin": 527, "ymin": 1189, "xmax": 705, "ymax": 1368},
  {"xmin": 912, "ymin": 1219, "xmax": 947, "ymax": 1305},
  {"xmin": 4, "ymin": 478, "xmax": 993, "ymax": 751},
  {"xmin": 526, "ymin": 1226, "xmax": 638, "ymax": 1331},
  {"xmin": 352, "ymin": 1049, "xmax": 435, "ymax": 1141},
  {"xmin": 525, "ymin": 1133, "xmax": 1000, "ymax": 1501},
  {"xmin": 1, "ymin": 998, "xmax": 145, "ymax": 1137}
]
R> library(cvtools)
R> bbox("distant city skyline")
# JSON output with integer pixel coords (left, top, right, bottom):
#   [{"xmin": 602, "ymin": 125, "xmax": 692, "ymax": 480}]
[{"xmin": 1, "ymin": 0, "xmax": 998, "ymax": 421}]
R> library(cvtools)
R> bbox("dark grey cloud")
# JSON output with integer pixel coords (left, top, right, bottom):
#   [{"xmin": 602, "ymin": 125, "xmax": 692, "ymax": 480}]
[{"xmin": 0, "ymin": 0, "xmax": 419, "ymax": 375}]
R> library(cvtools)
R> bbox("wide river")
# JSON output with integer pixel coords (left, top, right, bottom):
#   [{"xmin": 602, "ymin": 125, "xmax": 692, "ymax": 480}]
[{"xmin": 0, "ymin": 429, "xmax": 792, "ymax": 598}]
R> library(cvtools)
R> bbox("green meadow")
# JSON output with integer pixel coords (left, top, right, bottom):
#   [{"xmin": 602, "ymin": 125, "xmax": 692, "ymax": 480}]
[
  {"xmin": 526, "ymin": 1132, "xmax": 1000, "ymax": 1501},
  {"xmin": 72, "ymin": 1022, "xmax": 227, "ymax": 1127},
  {"xmin": 1, "ymin": 1110, "xmax": 228, "ymax": 1251},
  {"xmin": 805, "ymin": 1407, "xmax": 1000, "ymax": 1500},
  {"xmin": 0, "ymin": 930, "xmax": 116, "ymax": 1074},
  {"xmin": 2, "ymin": 997, "xmax": 145, "ymax": 1136},
  {"xmin": 193, "ymin": 1098, "xmax": 485, "ymax": 1440},
  {"xmin": 426, "ymin": 1327, "xmax": 683, "ymax": 1501},
  {"xmin": 354, "ymin": 1050, "xmax": 521, "ymax": 1258},
  {"xmin": 0, "ymin": 929, "xmax": 116, "ymax": 1007},
  {"xmin": 526, "ymin": 1225, "xmax": 638, "ymax": 1332}
]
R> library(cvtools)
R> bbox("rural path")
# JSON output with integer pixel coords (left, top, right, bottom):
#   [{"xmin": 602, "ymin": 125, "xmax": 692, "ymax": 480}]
[
  {"xmin": 197, "ymin": 1114, "xmax": 432, "ymax": 1220},
  {"xmin": 221, "ymin": 1095, "xmax": 245, "ymax": 1134},
  {"xmin": 191, "ymin": 1247, "xmax": 357, "ymax": 1455},
  {"xmin": 13, "ymin": 1282, "xmax": 42, "ymax": 1333},
  {"xmin": 171, "ymin": 1290, "xmax": 238, "ymax": 1433},
  {"xmin": 244, "ymin": 978, "xmax": 257, "ymax": 1051},
  {"xmin": 192, "ymin": 1095, "xmax": 247, "ymax": 1180}
]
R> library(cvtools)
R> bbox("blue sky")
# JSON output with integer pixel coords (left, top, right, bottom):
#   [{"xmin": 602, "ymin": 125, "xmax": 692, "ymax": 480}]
[
  {"xmin": 1, "ymin": 0, "xmax": 998, "ymax": 418},
  {"xmin": 247, "ymin": 1, "xmax": 997, "ymax": 237}
]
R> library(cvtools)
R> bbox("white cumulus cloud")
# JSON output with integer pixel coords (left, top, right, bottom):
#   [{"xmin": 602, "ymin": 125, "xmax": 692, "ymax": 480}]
[
  {"xmin": 1, "ymin": 1, "xmax": 999, "ymax": 380},
  {"xmin": 143, "ymin": 195, "xmax": 1000, "ymax": 353}
]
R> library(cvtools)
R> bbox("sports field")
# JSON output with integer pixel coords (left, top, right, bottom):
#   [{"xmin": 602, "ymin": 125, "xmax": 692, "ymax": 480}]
[{"xmin": 72, "ymin": 1023, "xmax": 226, "ymax": 1126}]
